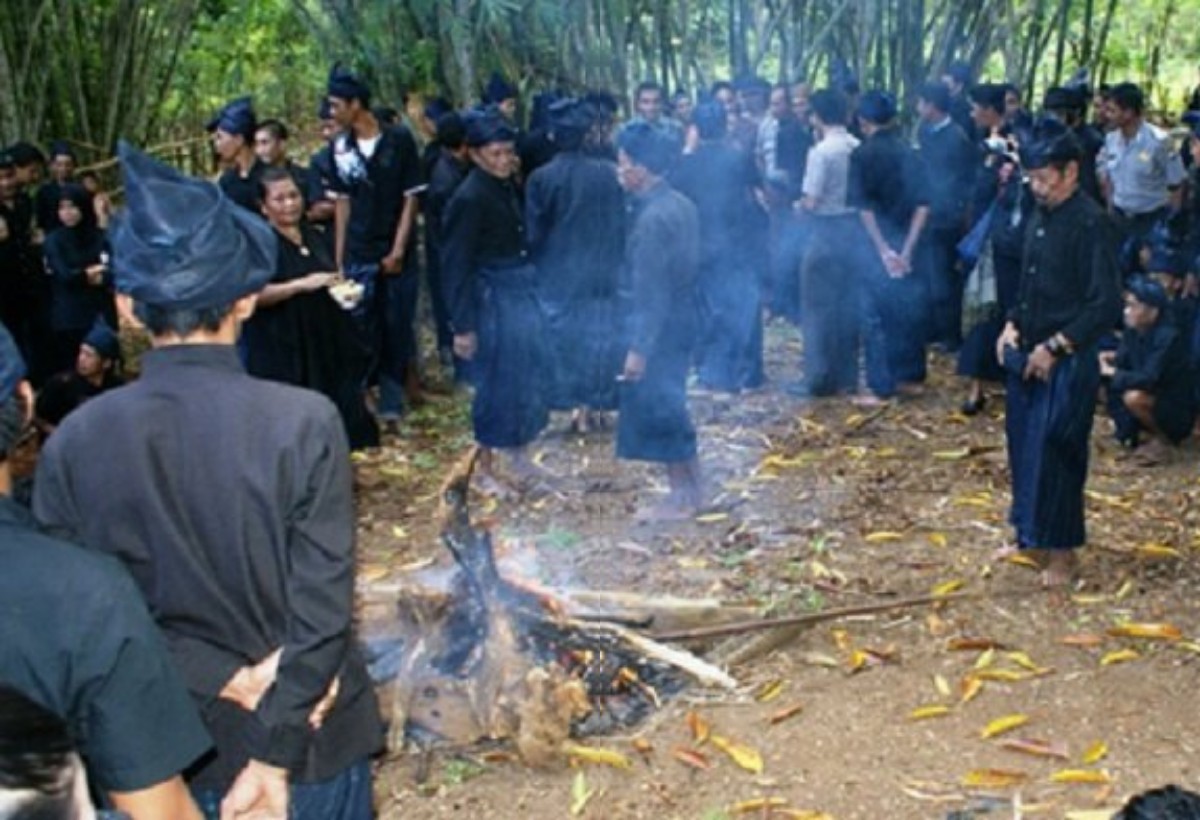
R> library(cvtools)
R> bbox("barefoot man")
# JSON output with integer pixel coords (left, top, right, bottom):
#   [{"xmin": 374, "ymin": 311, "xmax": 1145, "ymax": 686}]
[{"xmin": 995, "ymin": 126, "xmax": 1121, "ymax": 586}]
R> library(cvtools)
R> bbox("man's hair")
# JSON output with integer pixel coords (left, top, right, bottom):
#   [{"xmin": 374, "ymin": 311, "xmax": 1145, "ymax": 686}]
[
  {"xmin": 710, "ymin": 80, "xmax": 734, "ymax": 96},
  {"xmin": 437, "ymin": 112, "xmax": 467, "ymax": 150},
  {"xmin": 809, "ymin": 89, "xmax": 847, "ymax": 125},
  {"xmin": 0, "ymin": 686, "xmax": 77, "ymax": 819},
  {"xmin": 918, "ymin": 81, "xmax": 952, "ymax": 114},
  {"xmin": 1108, "ymin": 82, "xmax": 1144, "ymax": 114},
  {"xmin": 255, "ymin": 119, "xmax": 289, "ymax": 142},
  {"xmin": 635, "ymin": 81, "xmax": 664, "ymax": 101},
  {"xmin": 133, "ymin": 301, "xmax": 234, "ymax": 338},
  {"xmin": 256, "ymin": 165, "xmax": 298, "ymax": 204},
  {"xmin": 1115, "ymin": 785, "xmax": 1200, "ymax": 819}
]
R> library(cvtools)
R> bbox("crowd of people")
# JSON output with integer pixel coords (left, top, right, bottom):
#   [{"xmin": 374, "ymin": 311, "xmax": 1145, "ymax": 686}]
[{"xmin": 2, "ymin": 55, "xmax": 1200, "ymax": 819}]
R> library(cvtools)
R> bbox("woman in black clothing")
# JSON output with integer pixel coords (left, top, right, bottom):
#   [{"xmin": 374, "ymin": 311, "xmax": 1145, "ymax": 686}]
[
  {"xmin": 243, "ymin": 168, "xmax": 378, "ymax": 449},
  {"xmin": 43, "ymin": 183, "xmax": 112, "ymax": 374}
]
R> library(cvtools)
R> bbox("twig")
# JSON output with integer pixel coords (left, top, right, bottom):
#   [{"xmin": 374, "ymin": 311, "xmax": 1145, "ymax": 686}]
[{"xmin": 651, "ymin": 591, "xmax": 978, "ymax": 642}]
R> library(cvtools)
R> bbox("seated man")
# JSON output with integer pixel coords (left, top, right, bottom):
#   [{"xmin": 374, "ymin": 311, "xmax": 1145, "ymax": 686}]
[
  {"xmin": 0, "ymin": 326, "xmax": 210, "ymax": 820},
  {"xmin": 1101, "ymin": 276, "xmax": 1196, "ymax": 462},
  {"xmin": 34, "ymin": 318, "xmax": 123, "ymax": 437}
]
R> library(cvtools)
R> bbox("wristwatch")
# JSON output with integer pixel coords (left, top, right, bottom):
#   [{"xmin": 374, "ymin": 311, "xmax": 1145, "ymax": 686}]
[{"xmin": 1045, "ymin": 334, "xmax": 1071, "ymax": 358}]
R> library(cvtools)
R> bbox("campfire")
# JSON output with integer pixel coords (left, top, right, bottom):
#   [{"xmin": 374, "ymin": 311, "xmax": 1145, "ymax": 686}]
[{"xmin": 371, "ymin": 448, "xmax": 737, "ymax": 766}]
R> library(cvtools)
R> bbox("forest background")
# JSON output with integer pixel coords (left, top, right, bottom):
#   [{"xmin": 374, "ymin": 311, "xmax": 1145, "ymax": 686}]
[{"xmin": 1, "ymin": 0, "xmax": 1198, "ymax": 169}]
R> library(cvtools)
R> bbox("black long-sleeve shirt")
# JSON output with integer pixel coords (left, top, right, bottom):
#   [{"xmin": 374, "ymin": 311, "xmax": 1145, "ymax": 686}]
[
  {"xmin": 624, "ymin": 181, "xmax": 700, "ymax": 356},
  {"xmin": 441, "ymin": 167, "xmax": 529, "ymax": 334},
  {"xmin": 848, "ymin": 127, "xmax": 931, "ymax": 244},
  {"xmin": 917, "ymin": 119, "xmax": 979, "ymax": 230},
  {"xmin": 33, "ymin": 344, "xmax": 382, "ymax": 791},
  {"xmin": 1009, "ymin": 189, "xmax": 1122, "ymax": 351},
  {"xmin": 525, "ymin": 150, "xmax": 625, "ymax": 306},
  {"xmin": 1112, "ymin": 319, "xmax": 1194, "ymax": 407}
]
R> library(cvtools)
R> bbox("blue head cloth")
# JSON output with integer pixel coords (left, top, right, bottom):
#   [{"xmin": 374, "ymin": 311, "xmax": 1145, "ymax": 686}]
[
  {"xmin": 109, "ymin": 141, "xmax": 277, "ymax": 311},
  {"xmin": 617, "ymin": 122, "xmax": 680, "ymax": 175},
  {"xmin": 857, "ymin": 90, "xmax": 897, "ymax": 124},
  {"xmin": 206, "ymin": 97, "xmax": 256, "ymax": 140},
  {"xmin": 1044, "ymin": 86, "xmax": 1087, "ymax": 112},
  {"xmin": 0, "ymin": 325, "xmax": 25, "ymax": 406},
  {"xmin": 82, "ymin": 318, "xmax": 120, "ymax": 360},
  {"xmin": 48, "ymin": 139, "xmax": 75, "ymax": 160},
  {"xmin": 1021, "ymin": 119, "xmax": 1081, "ymax": 169},
  {"xmin": 316, "ymin": 96, "xmax": 334, "ymax": 121},
  {"xmin": 483, "ymin": 72, "xmax": 517, "ymax": 105},
  {"xmin": 328, "ymin": 63, "xmax": 370, "ymax": 104},
  {"xmin": 1146, "ymin": 245, "xmax": 1184, "ymax": 277},
  {"xmin": 424, "ymin": 97, "xmax": 453, "ymax": 122},
  {"xmin": 1127, "ymin": 275, "xmax": 1170, "ymax": 310},
  {"xmin": 548, "ymin": 98, "xmax": 592, "ymax": 139},
  {"xmin": 465, "ymin": 108, "xmax": 517, "ymax": 147}
]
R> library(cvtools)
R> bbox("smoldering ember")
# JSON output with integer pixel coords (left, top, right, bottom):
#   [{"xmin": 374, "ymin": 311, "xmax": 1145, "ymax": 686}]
[{"xmin": 7, "ymin": 1, "xmax": 1200, "ymax": 819}]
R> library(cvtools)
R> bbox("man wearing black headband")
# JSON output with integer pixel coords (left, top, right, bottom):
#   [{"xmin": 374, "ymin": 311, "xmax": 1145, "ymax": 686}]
[
  {"xmin": 1043, "ymin": 85, "xmax": 1104, "ymax": 203},
  {"xmin": 442, "ymin": 110, "xmax": 551, "ymax": 495},
  {"xmin": 995, "ymin": 127, "xmax": 1121, "ymax": 586},
  {"xmin": 208, "ymin": 97, "xmax": 266, "ymax": 214},
  {"xmin": 34, "ymin": 144, "xmax": 382, "ymax": 820},
  {"xmin": 615, "ymin": 123, "xmax": 702, "ymax": 520},
  {"xmin": 1101, "ymin": 276, "xmax": 1195, "ymax": 462},
  {"xmin": 526, "ymin": 98, "xmax": 626, "ymax": 432}
]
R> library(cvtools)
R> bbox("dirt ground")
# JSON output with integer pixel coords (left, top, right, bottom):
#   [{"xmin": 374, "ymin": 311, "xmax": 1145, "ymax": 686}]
[{"xmin": 353, "ymin": 322, "xmax": 1200, "ymax": 820}]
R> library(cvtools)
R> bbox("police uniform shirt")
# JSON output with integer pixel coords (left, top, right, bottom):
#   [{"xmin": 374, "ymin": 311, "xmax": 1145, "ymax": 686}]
[
  {"xmin": 1101, "ymin": 122, "xmax": 1187, "ymax": 215},
  {"xmin": 328, "ymin": 125, "xmax": 423, "ymax": 266},
  {"xmin": 33, "ymin": 344, "xmax": 383, "ymax": 791},
  {"xmin": 0, "ymin": 495, "xmax": 211, "ymax": 792},
  {"xmin": 1010, "ymin": 189, "xmax": 1122, "ymax": 350}
]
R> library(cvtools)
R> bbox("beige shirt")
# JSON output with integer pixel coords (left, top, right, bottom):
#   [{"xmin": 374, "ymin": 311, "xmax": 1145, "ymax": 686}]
[{"xmin": 801, "ymin": 126, "xmax": 860, "ymax": 216}]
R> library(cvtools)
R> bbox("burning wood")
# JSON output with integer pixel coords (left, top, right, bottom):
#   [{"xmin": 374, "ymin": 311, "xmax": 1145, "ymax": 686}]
[{"xmin": 377, "ymin": 448, "xmax": 736, "ymax": 766}]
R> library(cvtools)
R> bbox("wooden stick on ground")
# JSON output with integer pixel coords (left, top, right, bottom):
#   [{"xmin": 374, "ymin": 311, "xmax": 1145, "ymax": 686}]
[{"xmin": 651, "ymin": 591, "xmax": 975, "ymax": 643}]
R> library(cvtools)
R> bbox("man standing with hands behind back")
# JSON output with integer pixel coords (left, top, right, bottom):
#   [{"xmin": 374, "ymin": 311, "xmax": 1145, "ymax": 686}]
[{"xmin": 34, "ymin": 143, "xmax": 383, "ymax": 820}]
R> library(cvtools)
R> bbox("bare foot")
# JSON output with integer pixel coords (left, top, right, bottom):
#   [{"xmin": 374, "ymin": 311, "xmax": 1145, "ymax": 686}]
[
  {"xmin": 850, "ymin": 392, "xmax": 888, "ymax": 408},
  {"xmin": 1041, "ymin": 551, "xmax": 1078, "ymax": 588},
  {"xmin": 1133, "ymin": 438, "xmax": 1172, "ymax": 467},
  {"xmin": 898, "ymin": 382, "xmax": 927, "ymax": 398},
  {"xmin": 636, "ymin": 497, "xmax": 697, "ymax": 523},
  {"xmin": 991, "ymin": 543, "xmax": 1022, "ymax": 562}
]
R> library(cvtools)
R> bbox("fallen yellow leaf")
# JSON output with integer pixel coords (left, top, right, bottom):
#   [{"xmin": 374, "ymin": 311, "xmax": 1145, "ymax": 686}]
[
  {"xmin": 563, "ymin": 742, "xmax": 632, "ymax": 769},
  {"xmin": 848, "ymin": 649, "xmax": 871, "ymax": 673},
  {"xmin": 934, "ymin": 674, "xmax": 951, "ymax": 698},
  {"xmin": 672, "ymin": 746, "xmax": 712, "ymax": 770},
  {"xmin": 1050, "ymin": 768, "xmax": 1112, "ymax": 784},
  {"xmin": 974, "ymin": 669, "xmax": 1038, "ymax": 682},
  {"xmin": 865, "ymin": 531, "xmax": 904, "ymax": 543},
  {"xmin": 1082, "ymin": 741, "xmax": 1108, "ymax": 765},
  {"xmin": 709, "ymin": 735, "xmax": 764, "ymax": 774},
  {"xmin": 910, "ymin": 705, "xmax": 952, "ymax": 721},
  {"xmin": 932, "ymin": 579, "xmax": 964, "ymax": 597},
  {"xmin": 961, "ymin": 769, "xmax": 1029, "ymax": 788},
  {"xmin": 926, "ymin": 532, "xmax": 949, "ymax": 548},
  {"xmin": 1006, "ymin": 651, "xmax": 1039, "ymax": 671},
  {"xmin": 1071, "ymin": 594, "xmax": 1108, "ymax": 605},
  {"xmin": 974, "ymin": 648, "xmax": 996, "ymax": 670},
  {"xmin": 1100, "ymin": 648, "xmax": 1140, "ymax": 666},
  {"xmin": 960, "ymin": 676, "xmax": 984, "ymax": 703},
  {"xmin": 570, "ymin": 771, "xmax": 598, "ymax": 816},
  {"xmin": 686, "ymin": 711, "xmax": 711, "ymax": 744},
  {"xmin": 359, "ymin": 563, "xmax": 389, "ymax": 582},
  {"xmin": 981, "ymin": 714, "xmax": 1030, "ymax": 739},
  {"xmin": 696, "ymin": 512, "xmax": 730, "ymax": 524},
  {"xmin": 729, "ymin": 797, "xmax": 788, "ymax": 815},
  {"xmin": 1004, "ymin": 553, "xmax": 1041, "ymax": 569},
  {"xmin": 768, "ymin": 703, "xmax": 805, "ymax": 725},
  {"xmin": 1136, "ymin": 544, "xmax": 1183, "ymax": 559},
  {"xmin": 755, "ymin": 679, "xmax": 785, "ymax": 703},
  {"xmin": 1107, "ymin": 622, "xmax": 1183, "ymax": 641},
  {"xmin": 1065, "ymin": 812, "xmax": 1120, "ymax": 820},
  {"xmin": 932, "ymin": 447, "xmax": 971, "ymax": 460},
  {"xmin": 773, "ymin": 812, "xmax": 834, "ymax": 820}
]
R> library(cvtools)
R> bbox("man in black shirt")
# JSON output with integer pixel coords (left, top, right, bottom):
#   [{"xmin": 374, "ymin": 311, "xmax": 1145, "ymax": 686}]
[
  {"xmin": 424, "ymin": 112, "xmax": 471, "ymax": 370},
  {"xmin": 0, "ymin": 325, "xmax": 210, "ymax": 820},
  {"xmin": 850, "ymin": 90, "xmax": 932, "ymax": 397},
  {"xmin": 996, "ymin": 129, "xmax": 1121, "ymax": 586},
  {"xmin": 1101, "ymin": 276, "xmax": 1195, "ymax": 460},
  {"xmin": 917, "ymin": 82, "xmax": 979, "ymax": 350},
  {"xmin": 306, "ymin": 98, "xmax": 340, "ymax": 227},
  {"xmin": 0, "ymin": 147, "xmax": 47, "ymax": 383},
  {"xmin": 1043, "ymin": 86, "xmax": 1105, "ymax": 204},
  {"xmin": 327, "ymin": 64, "xmax": 425, "ymax": 424},
  {"xmin": 615, "ymin": 123, "xmax": 702, "ymax": 520},
  {"xmin": 208, "ymin": 97, "xmax": 266, "ymax": 213},
  {"xmin": 34, "ymin": 144, "xmax": 382, "ymax": 820},
  {"xmin": 526, "ymin": 99, "xmax": 626, "ymax": 426},
  {"xmin": 442, "ymin": 111, "xmax": 550, "ymax": 495},
  {"xmin": 942, "ymin": 61, "xmax": 976, "ymax": 138}
]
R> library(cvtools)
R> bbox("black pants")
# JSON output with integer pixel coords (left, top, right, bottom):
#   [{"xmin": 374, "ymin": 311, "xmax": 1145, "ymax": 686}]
[{"xmin": 924, "ymin": 226, "xmax": 964, "ymax": 348}]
